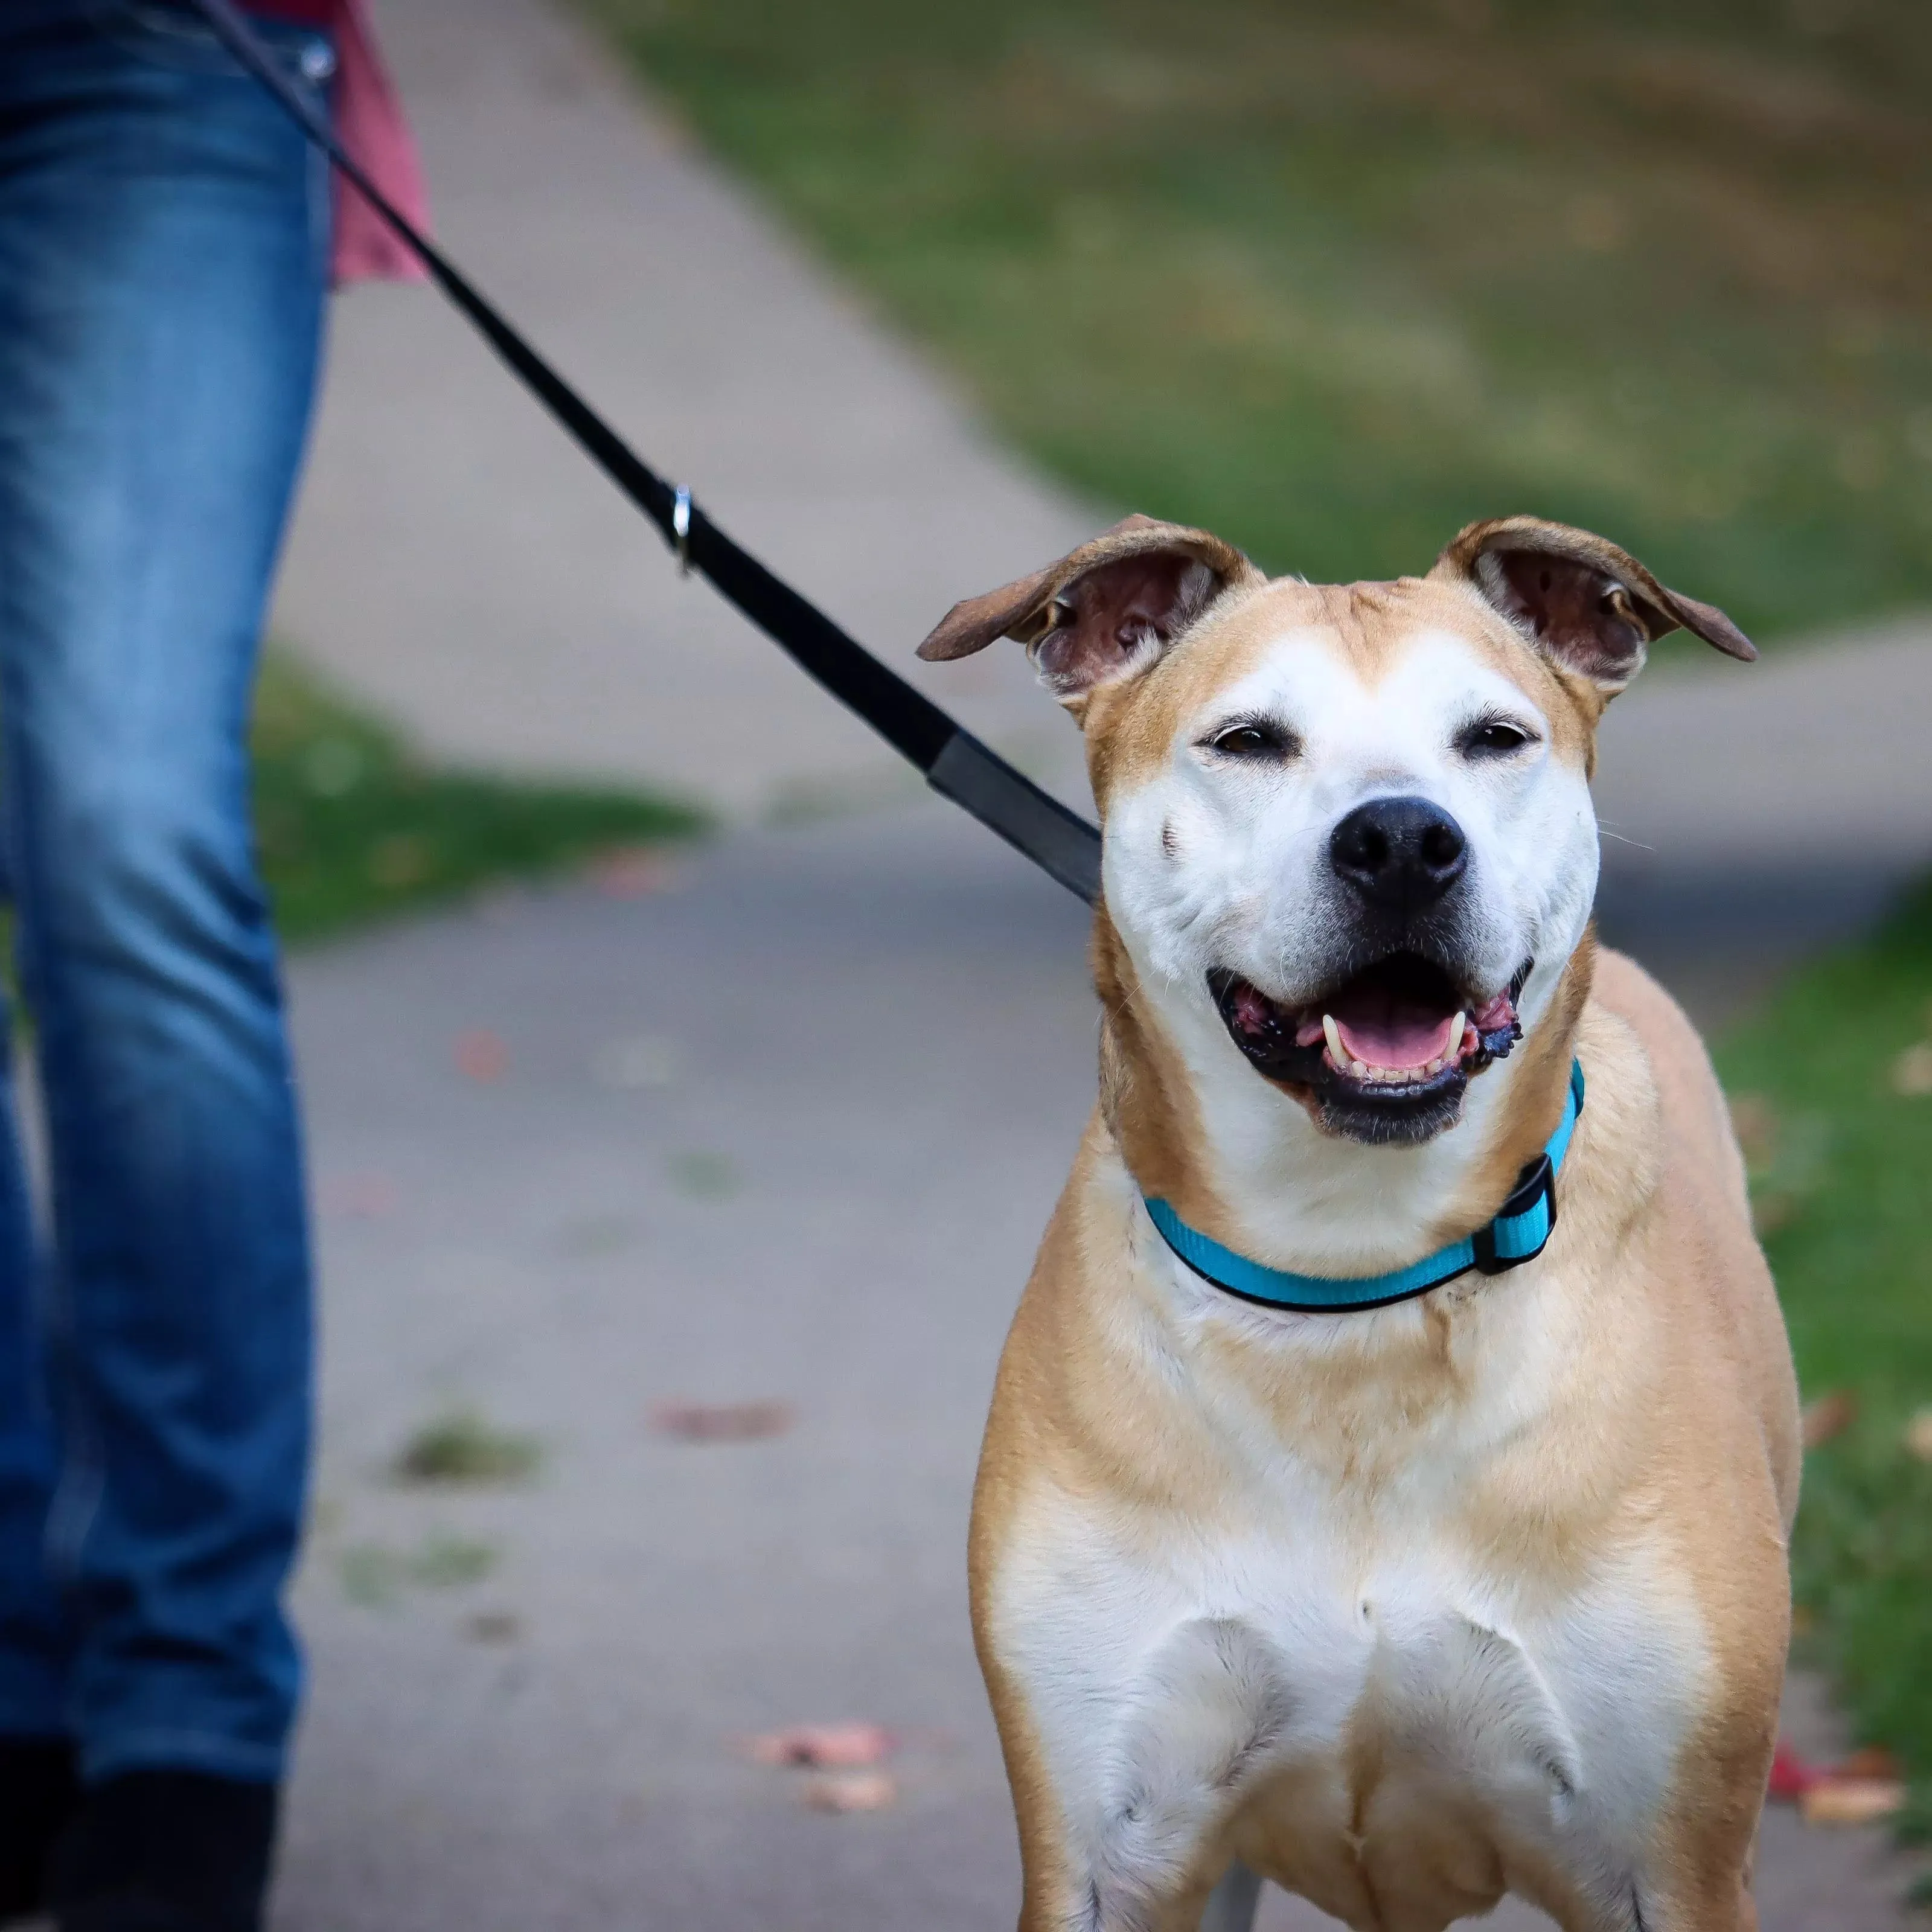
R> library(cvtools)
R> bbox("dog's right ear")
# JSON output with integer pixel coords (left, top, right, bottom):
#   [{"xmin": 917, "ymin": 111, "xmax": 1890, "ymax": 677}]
[{"xmin": 917, "ymin": 514, "xmax": 1259, "ymax": 711}]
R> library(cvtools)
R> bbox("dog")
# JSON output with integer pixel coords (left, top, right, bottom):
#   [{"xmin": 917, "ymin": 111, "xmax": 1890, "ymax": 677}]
[{"xmin": 917, "ymin": 516, "xmax": 1801, "ymax": 1932}]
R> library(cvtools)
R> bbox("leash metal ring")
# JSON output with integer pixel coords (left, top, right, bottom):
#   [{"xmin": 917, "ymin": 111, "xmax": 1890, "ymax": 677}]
[{"xmin": 671, "ymin": 484, "xmax": 693, "ymax": 576}]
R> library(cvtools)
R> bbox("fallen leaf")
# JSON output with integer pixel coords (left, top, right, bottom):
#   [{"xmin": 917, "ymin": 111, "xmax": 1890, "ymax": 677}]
[
  {"xmin": 588, "ymin": 848, "xmax": 676, "ymax": 898},
  {"xmin": 1768, "ymin": 1740, "xmax": 1818, "ymax": 1802},
  {"xmin": 394, "ymin": 1409, "xmax": 542, "ymax": 1485},
  {"xmin": 1835, "ymin": 1745, "xmax": 1902, "ymax": 1783},
  {"xmin": 316, "ymin": 1172, "xmax": 399, "ymax": 1220},
  {"xmin": 656, "ymin": 1399, "xmax": 794, "ymax": 1444},
  {"xmin": 1801, "ymin": 1778, "xmax": 1905, "ymax": 1826},
  {"xmin": 1790, "ymin": 1604, "xmax": 1816, "ymax": 1638},
  {"xmin": 1891, "ymin": 1041, "xmax": 1932, "ymax": 1097},
  {"xmin": 1906, "ymin": 1408, "xmax": 1932, "ymax": 1462},
  {"xmin": 747, "ymin": 1721, "xmax": 895, "ymax": 1769},
  {"xmin": 801, "ymin": 1771, "xmax": 897, "ymax": 1813},
  {"xmin": 1801, "ymin": 1389, "xmax": 1858, "ymax": 1450},
  {"xmin": 454, "ymin": 1029, "xmax": 508, "ymax": 1082}
]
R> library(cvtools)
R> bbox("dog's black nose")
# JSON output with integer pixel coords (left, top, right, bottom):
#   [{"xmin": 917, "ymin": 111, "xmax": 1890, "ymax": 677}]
[{"xmin": 1329, "ymin": 796, "xmax": 1468, "ymax": 912}]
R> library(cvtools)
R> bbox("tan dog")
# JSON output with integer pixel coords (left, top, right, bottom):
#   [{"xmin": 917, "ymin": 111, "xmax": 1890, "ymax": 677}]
[{"xmin": 918, "ymin": 517, "xmax": 1800, "ymax": 1932}]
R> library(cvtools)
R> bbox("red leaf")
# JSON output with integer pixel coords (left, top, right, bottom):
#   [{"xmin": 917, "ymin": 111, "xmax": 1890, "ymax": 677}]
[
  {"xmin": 801, "ymin": 1770, "xmax": 897, "ymax": 1812},
  {"xmin": 746, "ymin": 1721, "xmax": 895, "ymax": 1770},
  {"xmin": 587, "ymin": 848, "xmax": 676, "ymax": 898},
  {"xmin": 454, "ymin": 1030, "xmax": 508, "ymax": 1082},
  {"xmin": 652, "ymin": 1399, "xmax": 793, "ymax": 1443},
  {"xmin": 1800, "ymin": 1390, "xmax": 1857, "ymax": 1450},
  {"xmin": 1768, "ymin": 1740, "xmax": 1819, "ymax": 1802}
]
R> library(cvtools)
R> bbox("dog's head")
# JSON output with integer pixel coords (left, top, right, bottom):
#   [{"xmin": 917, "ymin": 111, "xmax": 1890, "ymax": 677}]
[{"xmin": 921, "ymin": 515, "xmax": 1752, "ymax": 1156}]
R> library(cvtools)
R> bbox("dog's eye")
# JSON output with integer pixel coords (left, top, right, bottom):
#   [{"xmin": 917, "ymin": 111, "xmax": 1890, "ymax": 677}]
[
  {"xmin": 1460, "ymin": 718, "xmax": 1536, "ymax": 757},
  {"xmin": 1205, "ymin": 720, "xmax": 1295, "ymax": 760}
]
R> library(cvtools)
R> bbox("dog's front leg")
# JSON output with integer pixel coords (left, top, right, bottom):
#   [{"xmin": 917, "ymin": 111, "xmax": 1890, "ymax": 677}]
[
  {"xmin": 1622, "ymin": 1869, "xmax": 1759, "ymax": 1932},
  {"xmin": 987, "ymin": 1615, "xmax": 1296, "ymax": 1932},
  {"xmin": 1005, "ymin": 1797, "xmax": 1245, "ymax": 1932}
]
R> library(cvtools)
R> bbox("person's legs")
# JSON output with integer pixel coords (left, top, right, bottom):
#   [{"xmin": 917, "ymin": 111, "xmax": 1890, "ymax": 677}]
[{"xmin": 0, "ymin": 0, "xmax": 331, "ymax": 1866}]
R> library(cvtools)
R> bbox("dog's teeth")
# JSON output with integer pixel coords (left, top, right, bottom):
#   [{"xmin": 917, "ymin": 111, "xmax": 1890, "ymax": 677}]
[
  {"xmin": 1447, "ymin": 1012, "xmax": 1467, "ymax": 1062},
  {"xmin": 1424, "ymin": 1057, "xmax": 1441, "ymax": 1076},
  {"xmin": 1322, "ymin": 1014, "xmax": 1345, "ymax": 1065},
  {"xmin": 1350, "ymin": 1058, "xmax": 1369, "ymax": 1079}
]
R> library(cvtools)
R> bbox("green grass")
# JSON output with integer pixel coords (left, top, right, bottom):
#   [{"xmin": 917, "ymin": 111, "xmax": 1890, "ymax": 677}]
[
  {"xmin": 251, "ymin": 658, "xmax": 705, "ymax": 944},
  {"xmin": 391, "ymin": 1406, "xmax": 545, "ymax": 1486},
  {"xmin": 1716, "ymin": 878, "xmax": 1932, "ymax": 1831},
  {"xmin": 580, "ymin": 0, "xmax": 1932, "ymax": 642}
]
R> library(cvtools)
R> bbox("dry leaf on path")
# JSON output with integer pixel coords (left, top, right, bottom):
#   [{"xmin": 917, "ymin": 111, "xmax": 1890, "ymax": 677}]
[
  {"xmin": 1768, "ymin": 1741, "xmax": 1817, "ymax": 1802},
  {"xmin": 1768, "ymin": 1740, "xmax": 1902, "ymax": 1809},
  {"xmin": 801, "ymin": 1771, "xmax": 897, "ymax": 1813},
  {"xmin": 654, "ymin": 1399, "xmax": 793, "ymax": 1444},
  {"xmin": 1905, "ymin": 1408, "xmax": 1932, "ymax": 1462},
  {"xmin": 588, "ymin": 848, "xmax": 677, "ymax": 898},
  {"xmin": 746, "ymin": 1721, "xmax": 895, "ymax": 1769},
  {"xmin": 316, "ymin": 1172, "xmax": 399, "ymax": 1220},
  {"xmin": 1801, "ymin": 1389, "xmax": 1858, "ymax": 1450},
  {"xmin": 454, "ymin": 1029, "xmax": 508, "ymax": 1082},
  {"xmin": 1801, "ymin": 1779, "xmax": 1905, "ymax": 1826}
]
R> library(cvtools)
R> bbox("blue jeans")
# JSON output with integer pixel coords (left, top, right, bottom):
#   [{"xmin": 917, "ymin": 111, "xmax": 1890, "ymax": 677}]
[{"xmin": 0, "ymin": 0, "xmax": 330, "ymax": 1785}]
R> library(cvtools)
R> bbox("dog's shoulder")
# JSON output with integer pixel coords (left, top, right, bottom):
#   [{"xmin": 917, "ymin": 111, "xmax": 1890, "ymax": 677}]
[
  {"xmin": 1581, "ymin": 947, "xmax": 1802, "ymax": 1531},
  {"xmin": 1587, "ymin": 947, "xmax": 1748, "ymax": 1213}
]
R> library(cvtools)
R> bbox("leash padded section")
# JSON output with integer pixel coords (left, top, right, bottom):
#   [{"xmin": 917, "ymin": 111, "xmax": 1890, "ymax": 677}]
[{"xmin": 928, "ymin": 734, "xmax": 1102, "ymax": 904}]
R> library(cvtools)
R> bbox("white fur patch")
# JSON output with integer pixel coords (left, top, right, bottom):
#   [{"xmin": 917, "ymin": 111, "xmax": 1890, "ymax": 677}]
[
  {"xmin": 1104, "ymin": 622, "xmax": 1598, "ymax": 1275},
  {"xmin": 991, "ymin": 1455, "xmax": 1704, "ymax": 1931}
]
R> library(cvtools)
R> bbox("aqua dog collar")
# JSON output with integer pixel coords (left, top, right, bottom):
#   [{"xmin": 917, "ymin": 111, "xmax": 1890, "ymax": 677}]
[{"xmin": 1144, "ymin": 1060, "xmax": 1585, "ymax": 1314}]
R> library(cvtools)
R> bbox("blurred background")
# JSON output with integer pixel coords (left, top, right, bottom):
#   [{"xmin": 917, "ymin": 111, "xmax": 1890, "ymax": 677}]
[{"xmin": 251, "ymin": 2, "xmax": 1932, "ymax": 1927}]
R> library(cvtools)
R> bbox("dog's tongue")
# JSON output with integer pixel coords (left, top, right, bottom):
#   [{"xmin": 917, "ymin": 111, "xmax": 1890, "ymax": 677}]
[{"xmin": 1331, "ymin": 985, "xmax": 1456, "ymax": 1070}]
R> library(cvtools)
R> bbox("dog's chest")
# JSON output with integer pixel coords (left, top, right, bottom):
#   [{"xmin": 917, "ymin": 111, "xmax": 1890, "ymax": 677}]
[{"xmin": 997, "ymin": 1476, "xmax": 1706, "ymax": 1921}]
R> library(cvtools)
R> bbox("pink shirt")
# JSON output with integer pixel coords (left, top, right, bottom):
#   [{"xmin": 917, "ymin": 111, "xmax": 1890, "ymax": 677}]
[{"xmin": 252, "ymin": 0, "xmax": 430, "ymax": 285}]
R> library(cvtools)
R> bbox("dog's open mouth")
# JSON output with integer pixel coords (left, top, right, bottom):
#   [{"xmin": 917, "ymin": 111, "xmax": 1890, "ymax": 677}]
[{"xmin": 1208, "ymin": 954, "xmax": 1528, "ymax": 1139}]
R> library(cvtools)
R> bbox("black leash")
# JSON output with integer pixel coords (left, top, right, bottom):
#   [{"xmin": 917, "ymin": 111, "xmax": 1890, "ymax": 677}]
[{"xmin": 188, "ymin": 0, "xmax": 1102, "ymax": 906}]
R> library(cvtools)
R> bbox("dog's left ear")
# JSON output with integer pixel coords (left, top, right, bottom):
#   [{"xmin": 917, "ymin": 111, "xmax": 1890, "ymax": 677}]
[
  {"xmin": 918, "ymin": 514, "xmax": 1260, "ymax": 711},
  {"xmin": 1432, "ymin": 516, "xmax": 1755, "ymax": 694}
]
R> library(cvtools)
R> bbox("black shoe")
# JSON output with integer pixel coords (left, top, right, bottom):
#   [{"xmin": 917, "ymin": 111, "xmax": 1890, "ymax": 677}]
[
  {"xmin": 49, "ymin": 1771, "xmax": 278, "ymax": 1932},
  {"xmin": 0, "ymin": 1735, "xmax": 80, "ymax": 1923}
]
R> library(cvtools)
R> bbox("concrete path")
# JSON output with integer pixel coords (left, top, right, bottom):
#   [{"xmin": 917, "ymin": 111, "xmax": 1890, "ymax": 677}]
[{"xmin": 263, "ymin": 0, "xmax": 1932, "ymax": 1926}]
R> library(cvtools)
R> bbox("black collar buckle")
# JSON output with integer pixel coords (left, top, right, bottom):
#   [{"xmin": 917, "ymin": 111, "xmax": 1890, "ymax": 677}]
[{"xmin": 1470, "ymin": 1152, "xmax": 1557, "ymax": 1276}]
